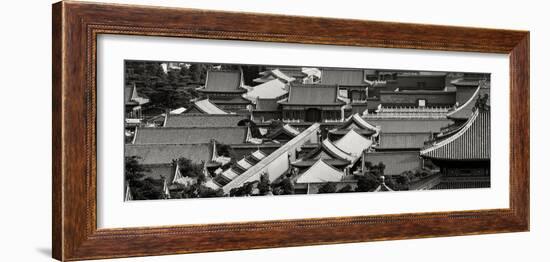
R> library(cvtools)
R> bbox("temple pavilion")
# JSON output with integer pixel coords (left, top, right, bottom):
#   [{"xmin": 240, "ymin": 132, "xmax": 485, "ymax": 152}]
[
  {"xmin": 278, "ymin": 83, "xmax": 345, "ymax": 122},
  {"xmin": 420, "ymin": 96, "xmax": 491, "ymax": 189},
  {"xmin": 196, "ymin": 70, "xmax": 251, "ymax": 113}
]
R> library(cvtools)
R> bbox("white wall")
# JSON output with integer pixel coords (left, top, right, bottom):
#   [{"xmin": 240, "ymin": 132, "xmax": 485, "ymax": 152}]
[{"xmin": 0, "ymin": 0, "xmax": 547, "ymax": 261}]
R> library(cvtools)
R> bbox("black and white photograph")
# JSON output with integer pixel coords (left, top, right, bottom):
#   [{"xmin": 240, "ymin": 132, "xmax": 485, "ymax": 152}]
[{"xmin": 124, "ymin": 61, "xmax": 491, "ymax": 200}]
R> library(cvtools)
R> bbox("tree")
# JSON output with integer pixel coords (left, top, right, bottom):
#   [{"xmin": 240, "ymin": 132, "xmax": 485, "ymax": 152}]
[
  {"xmin": 337, "ymin": 184, "xmax": 353, "ymax": 193},
  {"xmin": 318, "ymin": 183, "xmax": 337, "ymax": 194},
  {"xmin": 125, "ymin": 156, "xmax": 167, "ymax": 200},
  {"xmin": 229, "ymin": 181, "xmax": 257, "ymax": 197},
  {"xmin": 125, "ymin": 156, "xmax": 149, "ymax": 181},
  {"xmin": 257, "ymin": 172, "xmax": 271, "ymax": 195},
  {"xmin": 217, "ymin": 143, "xmax": 235, "ymax": 159},
  {"xmin": 197, "ymin": 185, "xmax": 225, "ymax": 198},
  {"xmin": 355, "ymin": 175, "xmax": 379, "ymax": 192},
  {"xmin": 277, "ymin": 177, "xmax": 295, "ymax": 195},
  {"xmin": 377, "ymin": 162, "xmax": 386, "ymax": 176}
]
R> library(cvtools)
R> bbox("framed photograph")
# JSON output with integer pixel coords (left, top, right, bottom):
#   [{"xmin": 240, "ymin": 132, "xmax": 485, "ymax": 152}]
[{"xmin": 52, "ymin": 1, "xmax": 529, "ymax": 261}]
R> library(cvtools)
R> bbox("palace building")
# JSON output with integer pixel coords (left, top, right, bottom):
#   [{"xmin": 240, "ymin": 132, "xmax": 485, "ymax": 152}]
[
  {"xmin": 421, "ymin": 95, "xmax": 491, "ymax": 189},
  {"xmin": 196, "ymin": 70, "xmax": 251, "ymax": 113},
  {"xmin": 278, "ymin": 83, "xmax": 346, "ymax": 122},
  {"xmin": 124, "ymin": 83, "xmax": 150, "ymax": 119}
]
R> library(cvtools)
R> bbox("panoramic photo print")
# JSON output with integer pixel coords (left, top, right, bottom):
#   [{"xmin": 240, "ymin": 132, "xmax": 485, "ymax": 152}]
[{"xmin": 124, "ymin": 61, "xmax": 491, "ymax": 201}]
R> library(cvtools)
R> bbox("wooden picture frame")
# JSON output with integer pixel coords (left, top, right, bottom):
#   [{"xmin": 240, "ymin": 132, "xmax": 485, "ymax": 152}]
[{"xmin": 52, "ymin": 1, "xmax": 529, "ymax": 261}]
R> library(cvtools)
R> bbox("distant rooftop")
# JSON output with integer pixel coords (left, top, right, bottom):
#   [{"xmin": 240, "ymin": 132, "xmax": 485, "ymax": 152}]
[
  {"xmin": 320, "ymin": 68, "xmax": 366, "ymax": 86},
  {"xmin": 186, "ymin": 99, "xmax": 229, "ymax": 114},
  {"xmin": 125, "ymin": 143, "xmax": 212, "ymax": 165},
  {"xmin": 133, "ymin": 127, "xmax": 247, "ymax": 145},
  {"xmin": 246, "ymin": 79, "xmax": 288, "ymax": 101},
  {"xmin": 164, "ymin": 114, "xmax": 248, "ymax": 128},
  {"xmin": 279, "ymin": 84, "xmax": 345, "ymax": 106},
  {"xmin": 198, "ymin": 70, "xmax": 245, "ymax": 93}
]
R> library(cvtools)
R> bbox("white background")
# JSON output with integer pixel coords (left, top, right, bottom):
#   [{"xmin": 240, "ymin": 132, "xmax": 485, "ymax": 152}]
[{"xmin": 0, "ymin": 0, "xmax": 546, "ymax": 261}]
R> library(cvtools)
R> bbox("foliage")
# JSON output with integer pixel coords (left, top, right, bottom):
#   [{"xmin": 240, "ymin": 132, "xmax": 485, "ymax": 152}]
[
  {"xmin": 217, "ymin": 143, "xmax": 235, "ymax": 159},
  {"xmin": 128, "ymin": 177, "xmax": 165, "ymax": 200},
  {"xmin": 272, "ymin": 176, "xmax": 295, "ymax": 195},
  {"xmin": 257, "ymin": 172, "xmax": 271, "ymax": 195},
  {"xmin": 125, "ymin": 61, "xmax": 209, "ymax": 112},
  {"xmin": 229, "ymin": 181, "xmax": 258, "ymax": 197},
  {"xmin": 318, "ymin": 183, "xmax": 337, "ymax": 194},
  {"xmin": 125, "ymin": 156, "xmax": 165, "ymax": 200},
  {"xmin": 355, "ymin": 175, "xmax": 379, "ymax": 192},
  {"xmin": 125, "ymin": 156, "xmax": 149, "ymax": 181},
  {"xmin": 176, "ymin": 157, "xmax": 206, "ymax": 184},
  {"xmin": 337, "ymin": 184, "xmax": 353, "ymax": 193}
]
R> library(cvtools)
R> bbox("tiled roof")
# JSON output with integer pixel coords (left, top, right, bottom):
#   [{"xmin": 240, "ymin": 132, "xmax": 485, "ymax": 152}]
[
  {"xmin": 125, "ymin": 143, "xmax": 213, "ymax": 165},
  {"xmin": 335, "ymin": 114, "xmax": 380, "ymax": 133},
  {"xmin": 333, "ymin": 129, "xmax": 373, "ymax": 157},
  {"xmin": 451, "ymin": 78, "xmax": 481, "ymax": 87},
  {"xmin": 421, "ymin": 108, "xmax": 490, "ymax": 161},
  {"xmin": 133, "ymin": 127, "xmax": 247, "ymax": 145},
  {"xmin": 367, "ymin": 119, "xmax": 452, "ymax": 133},
  {"xmin": 377, "ymin": 133, "xmax": 432, "ymax": 149},
  {"xmin": 199, "ymin": 70, "xmax": 245, "ymax": 93},
  {"xmin": 292, "ymin": 158, "xmax": 350, "ymax": 168},
  {"xmin": 301, "ymin": 139, "xmax": 355, "ymax": 163},
  {"xmin": 222, "ymin": 123, "xmax": 321, "ymax": 193},
  {"xmin": 255, "ymin": 98, "xmax": 281, "ymax": 111},
  {"xmin": 320, "ymin": 69, "xmax": 366, "ymax": 86},
  {"xmin": 186, "ymin": 99, "xmax": 229, "ymax": 114},
  {"xmin": 296, "ymin": 159, "xmax": 344, "ymax": 184},
  {"xmin": 124, "ymin": 87, "xmax": 134, "ymax": 105},
  {"xmin": 364, "ymin": 151, "xmax": 421, "ymax": 176},
  {"xmin": 447, "ymin": 86, "xmax": 490, "ymax": 120},
  {"xmin": 265, "ymin": 66, "xmax": 307, "ymax": 79},
  {"xmin": 210, "ymin": 96, "xmax": 252, "ymax": 104},
  {"xmin": 279, "ymin": 84, "xmax": 344, "ymax": 105},
  {"xmin": 164, "ymin": 114, "xmax": 248, "ymax": 128},
  {"xmin": 169, "ymin": 107, "xmax": 187, "ymax": 114},
  {"xmin": 267, "ymin": 124, "xmax": 301, "ymax": 140},
  {"xmin": 254, "ymin": 69, "xmax": 295, "ymax": 83},
  {"xmin": 246, "ymin": 79, "xmax": 288, "ymax": 101},
  {"xmin": 125, "ymin": 84, "xmax": 149, "ymax": 105}
]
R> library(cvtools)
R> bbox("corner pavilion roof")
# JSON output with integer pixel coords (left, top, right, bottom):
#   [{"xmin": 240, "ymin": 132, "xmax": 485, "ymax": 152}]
[
  {"xmin": 294, "ymin": 138, "xmax": 355, "ymax": 168},
  {"xmin": 197, "ymin": 70, "xmax": 246, "ymax": 93},
  {"xmin": 447, "ymin": 85, "xmax": 490, "ymax": 120},
  {"xmin": 296, "ymin": 159, "xmax": 345, "ymax": 184},
  {"xmin": 333, "ymin": 129, "xmax": 373, "ymax": 157},
  {"xmin": 279, "ymin": 83, "xmax": 345, "ymax": 106},
  {"xmin": 331, "ymin": 113, "xmax": 380, "ymax": 135},
  {"xmin": 421, "ymin": 107, "xmax": 490, "ymax": 161}
]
